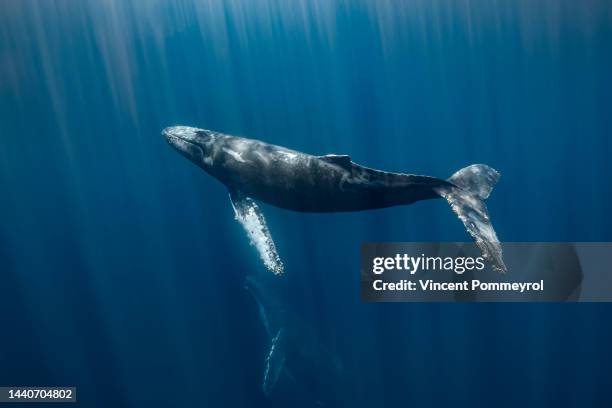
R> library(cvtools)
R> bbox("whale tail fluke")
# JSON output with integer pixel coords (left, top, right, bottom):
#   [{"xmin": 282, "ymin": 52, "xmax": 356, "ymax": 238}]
[
  {"xmin": 447, "ymin": 164, "xmax": 500, "ymax": 200},
  {"xmin": 436, "ymin": 164, "xmax": 506, "ymax": 273}
]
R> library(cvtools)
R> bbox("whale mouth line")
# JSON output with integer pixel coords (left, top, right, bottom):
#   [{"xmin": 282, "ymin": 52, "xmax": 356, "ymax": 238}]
[
  {"xmin": 163, "ymin": 128, "xmax": 208, "ymax": 164},
  {"xmin": 164, "ymin": 133, "xmax": 189, "ymax": 147},
  {"xmin": 164, "ymin": 132, "xmax": 191, "ymax": 144}
]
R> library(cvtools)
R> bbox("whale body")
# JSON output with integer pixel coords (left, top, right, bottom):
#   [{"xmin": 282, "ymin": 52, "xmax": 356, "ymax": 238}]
[{"xmin": 163, "ymin": 126, "xmax": 506, "ymax": 273}]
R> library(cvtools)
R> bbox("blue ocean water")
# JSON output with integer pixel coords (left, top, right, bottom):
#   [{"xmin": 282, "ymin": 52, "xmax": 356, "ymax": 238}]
[{"xmin": 1, "ymin": 1, "xmax": 611, "ymax": 407}]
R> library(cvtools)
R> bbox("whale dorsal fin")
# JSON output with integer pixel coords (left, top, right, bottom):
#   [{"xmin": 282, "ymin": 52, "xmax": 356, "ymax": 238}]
[{"xmin": 320, "ymin": 154, "xmax": 352, "ymax": 168}]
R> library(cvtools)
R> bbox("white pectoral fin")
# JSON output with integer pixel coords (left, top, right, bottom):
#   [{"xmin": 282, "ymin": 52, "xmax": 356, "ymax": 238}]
[
  {"xmin": 263, "ymin": 328, "xmax": 287, "ymax": 396},
  {"xmin": 230, "ymin": 190, "xmax": 284, "ymax": 275}
]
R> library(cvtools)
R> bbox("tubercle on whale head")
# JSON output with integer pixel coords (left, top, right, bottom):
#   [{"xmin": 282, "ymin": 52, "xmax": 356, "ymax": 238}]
[{"xmin": 163, "ymin": 126, "xmax": 216, "ymax": 171}]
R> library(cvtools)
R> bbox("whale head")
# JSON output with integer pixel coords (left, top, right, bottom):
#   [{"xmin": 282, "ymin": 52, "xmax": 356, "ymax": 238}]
[{"xmin": 163, "ymin": 126, "xmax": 217, "ymax": 171}]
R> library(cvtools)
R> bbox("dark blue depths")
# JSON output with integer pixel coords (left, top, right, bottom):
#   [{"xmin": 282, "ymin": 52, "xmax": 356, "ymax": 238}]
[{"xmin": 0, "ymin": 1, "xmax": 611, "ymax": 407}]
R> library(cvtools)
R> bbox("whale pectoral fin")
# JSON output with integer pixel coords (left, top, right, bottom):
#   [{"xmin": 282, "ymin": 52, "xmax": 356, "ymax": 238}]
[
  {"xmin": 320, "ymin": 154, "xmax": 352, "ymax": 168},
  {"xmin": 263, "ymin": 328, "xmax": 287, "ymax": 396},
  {"xmin": 229, "ymin": 190, "xmax": 284, "ymax": 275}
]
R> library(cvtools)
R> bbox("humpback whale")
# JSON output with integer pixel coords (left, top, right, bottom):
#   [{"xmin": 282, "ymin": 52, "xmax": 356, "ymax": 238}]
[
  {"xmin": 163, "ymin": 126, "xmax": 506, "ymax": 273},
  {"xmin": 244, "ymin": 273, "xmax": 344, "ymax": 404}
]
